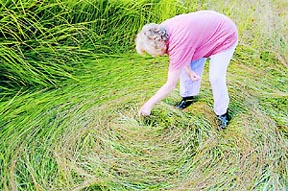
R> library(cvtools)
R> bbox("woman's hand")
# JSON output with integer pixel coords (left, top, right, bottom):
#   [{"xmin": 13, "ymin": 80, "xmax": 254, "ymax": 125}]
[
  {"xmin": 139, "ymin": 103, "xmax": 152, "ymax": 116},
  {"xmin": 185, "ymin": 65, "xmax": 200, "ymax": 81},
  {"xmin": 187, "ymin": 70, "xmax": 200, "ymax": 81}
]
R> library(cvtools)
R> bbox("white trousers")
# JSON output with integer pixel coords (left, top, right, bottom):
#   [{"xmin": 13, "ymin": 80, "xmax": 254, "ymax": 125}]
[{"xmin": 180, "ymin": 43, "xmax": 237, "ymax": 115}]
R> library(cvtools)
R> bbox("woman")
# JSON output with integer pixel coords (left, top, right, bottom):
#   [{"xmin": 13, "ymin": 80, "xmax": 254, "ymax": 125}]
[{"xmin": 135, "ymin": 10, "xmax": 238, "ymax": 129}]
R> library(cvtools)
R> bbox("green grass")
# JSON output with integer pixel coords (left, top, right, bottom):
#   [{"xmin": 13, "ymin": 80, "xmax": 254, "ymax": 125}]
[
  {"xmin": 1, "ymin": 53, "xmax": 287, "ymax": 190},
  {"xmin": 0, "ymin": 0, "xmax": 287, "ymax": 190}
]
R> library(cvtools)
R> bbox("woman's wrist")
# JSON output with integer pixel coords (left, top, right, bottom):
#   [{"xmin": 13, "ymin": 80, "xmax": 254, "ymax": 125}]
[{"xmin": 145, "ymin": 98, "xmax": 156, "ymax": 108}]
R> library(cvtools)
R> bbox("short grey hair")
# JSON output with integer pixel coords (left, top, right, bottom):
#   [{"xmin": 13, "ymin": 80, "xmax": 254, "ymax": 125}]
[{"xmin": 135, "ymin": 23, "xmax": 168, "ymax": 56}]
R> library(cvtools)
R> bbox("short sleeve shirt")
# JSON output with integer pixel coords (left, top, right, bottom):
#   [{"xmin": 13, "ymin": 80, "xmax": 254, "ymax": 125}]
[{"xmin": 160, "ymin": 10, "xmax": 238, "ymax": 71}]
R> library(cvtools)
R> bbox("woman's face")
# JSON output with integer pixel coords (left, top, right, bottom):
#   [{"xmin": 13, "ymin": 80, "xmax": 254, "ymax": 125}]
[{"xmin": 147, "ymin": 47, "xmax": 166, "ymax": 57}]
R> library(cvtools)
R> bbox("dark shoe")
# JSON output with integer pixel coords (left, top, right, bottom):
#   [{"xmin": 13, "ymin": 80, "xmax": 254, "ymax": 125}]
[
  {"xmin": 217, "ymin": 111, "xmax": 229, "ymax": 129},
  {"xmin": 175, "ymin": 96, "xmax": 194, "ymax": 110}
]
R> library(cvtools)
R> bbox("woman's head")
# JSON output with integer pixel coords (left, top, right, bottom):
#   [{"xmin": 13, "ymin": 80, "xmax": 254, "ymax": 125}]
[{"xmin": 135, "ymin": 23, "xmax": 168, "ymax": 57}]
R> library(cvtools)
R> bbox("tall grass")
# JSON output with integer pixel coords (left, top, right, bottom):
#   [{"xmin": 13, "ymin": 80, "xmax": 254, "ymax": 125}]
[
  {"xmin": 0, "ymin": 0, "xmax": 287, "ymax": 190},
  {"xmin": 0, "ymin": 0, "xmax": 89, "ymax": 92},
  {"xmin": 0, "ymin": 0, "xmax": 182, "ymax": 97}
]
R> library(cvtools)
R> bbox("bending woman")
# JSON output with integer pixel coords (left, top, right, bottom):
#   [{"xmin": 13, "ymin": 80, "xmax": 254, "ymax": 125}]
[{"xmin": 135, "ymin": 10, "xmax": 238, "ymax": 129}]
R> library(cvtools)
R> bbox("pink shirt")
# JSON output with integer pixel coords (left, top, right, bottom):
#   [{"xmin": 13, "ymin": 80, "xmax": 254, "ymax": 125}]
[{"xmin": 160, "ymin": 10, "xmax": 238, "ymax": 71}]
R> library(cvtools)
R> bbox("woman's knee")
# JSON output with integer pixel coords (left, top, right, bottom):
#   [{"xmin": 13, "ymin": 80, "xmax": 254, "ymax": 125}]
[{"xmin": 209, "ymin": 75, "xmax": 226, "ymax": 86}]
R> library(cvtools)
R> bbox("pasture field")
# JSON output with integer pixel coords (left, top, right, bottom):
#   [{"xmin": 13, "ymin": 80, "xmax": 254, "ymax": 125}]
[{"xmin": 0, "ymin": 0, "xmax": 287, "ymax": 190}]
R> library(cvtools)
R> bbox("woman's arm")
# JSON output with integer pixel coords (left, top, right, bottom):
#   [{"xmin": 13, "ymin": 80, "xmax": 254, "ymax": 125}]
[{"xmin": 139, "ymin": 69, "xmax": 181, "ymax": 116}]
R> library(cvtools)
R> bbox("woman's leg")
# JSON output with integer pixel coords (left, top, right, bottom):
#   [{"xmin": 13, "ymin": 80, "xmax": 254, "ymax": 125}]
[
  {"xmin": 180, "ymin": 58, "xmax": 206, "ymax": 97},
  {"xmin": 209, "ymin": 43, "xmax": 237, "ymax": 116}
]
